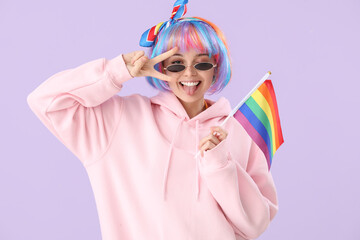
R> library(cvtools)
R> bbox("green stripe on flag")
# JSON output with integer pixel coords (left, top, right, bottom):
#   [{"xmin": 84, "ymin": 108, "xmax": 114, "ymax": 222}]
[{"xmin": 246, "ymin": 96, "xmax": 274, "ymax": 154}]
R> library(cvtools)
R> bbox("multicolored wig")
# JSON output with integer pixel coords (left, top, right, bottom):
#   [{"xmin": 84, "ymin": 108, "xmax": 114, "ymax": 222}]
[{"xmin": 145, "ymin": 17, "xmax": 232, "ymax": 95}]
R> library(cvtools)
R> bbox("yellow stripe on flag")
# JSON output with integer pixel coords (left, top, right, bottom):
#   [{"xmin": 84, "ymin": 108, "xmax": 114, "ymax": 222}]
[{"xmin": 252, "ymin": 89, "xmax": 276, "ymax": 156}]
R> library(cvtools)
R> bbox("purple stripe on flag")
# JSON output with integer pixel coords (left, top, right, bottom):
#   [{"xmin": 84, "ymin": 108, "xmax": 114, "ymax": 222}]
[{"xmin": 234, "ymin": 110, "xmax": 271, "ymax": 169}]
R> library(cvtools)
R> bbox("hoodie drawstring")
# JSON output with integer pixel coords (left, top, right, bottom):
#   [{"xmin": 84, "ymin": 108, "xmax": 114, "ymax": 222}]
[
  {"xmin": 162, "ymin": 117, "xmax": 202, "ymax": 201},
  {"xmin": 163, "ymin": 116, "xmax": 186, "ymax": 201},
  {"xmin": 195, "ymin": 119, "xmax": 201, "ymax": 201}
]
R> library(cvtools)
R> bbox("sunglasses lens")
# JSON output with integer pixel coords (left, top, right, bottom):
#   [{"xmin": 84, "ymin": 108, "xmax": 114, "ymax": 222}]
[
  {"xmin": 166, "ymin": 65, "xmax": 185, "ymax": 72},
  {"xmin": 166, "ymin": 63, "xmax": 214, "ymax": 72},
  {"xmin": 195, "ymin": 63, "xmax": 214, "ymax": 70}
]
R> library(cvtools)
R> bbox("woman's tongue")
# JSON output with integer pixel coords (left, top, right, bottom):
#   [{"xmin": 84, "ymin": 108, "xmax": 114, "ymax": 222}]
[{"xmin": 181, "ymin": 82, "xmax": 199, "ymax": 95}]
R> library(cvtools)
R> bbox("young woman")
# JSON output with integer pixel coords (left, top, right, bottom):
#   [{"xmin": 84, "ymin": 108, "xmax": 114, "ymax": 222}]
[{"xmin": 27, "ymin": 0, "xmax": 278, "ymax": 239}]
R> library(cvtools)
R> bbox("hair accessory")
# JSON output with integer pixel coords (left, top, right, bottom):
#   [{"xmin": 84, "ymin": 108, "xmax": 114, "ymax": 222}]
[{"xmin": 139, "ymin": 0, "xmax": 188, "ymax": 47}]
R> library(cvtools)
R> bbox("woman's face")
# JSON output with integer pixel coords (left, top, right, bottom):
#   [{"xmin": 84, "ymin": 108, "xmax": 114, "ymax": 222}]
[{"xmin": 163, "ymin": 49, "xmax": 216, "ymax": 103}]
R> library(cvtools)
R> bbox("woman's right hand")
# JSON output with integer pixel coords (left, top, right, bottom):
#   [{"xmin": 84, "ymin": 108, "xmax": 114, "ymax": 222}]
[{"xmin": 122, "ymin": 47, "xmax": 178, "ymax": 82}]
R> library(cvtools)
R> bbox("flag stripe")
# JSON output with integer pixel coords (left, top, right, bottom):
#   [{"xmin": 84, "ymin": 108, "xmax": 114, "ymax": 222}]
[
  {"xmin": 245, "ymin": 96, "xmax": 274, "ymax": 156},
  {"xmin": 258, "ymin": 82, "xmax": 280, "ymax": 149},
  {"xmin": 234, "ymin": 110, "xmax": 271, "ymax": 168},
  {"xmin": 265, "ymin": 80, "xmax": 284, "ymax": 146},
  {"xmin": 233, "ymin": 79, "xmax": 283, "ymax": 170},
  {"xmin": 252, "ymin": 89, "xmax": 276, "ymax": 156},
  {"xmin": 239, "ymin": 103, "xmax": 273, "ymax": 162}
]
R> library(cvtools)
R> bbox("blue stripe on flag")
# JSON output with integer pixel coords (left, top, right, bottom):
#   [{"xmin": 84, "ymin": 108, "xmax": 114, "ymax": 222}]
[{"xmin": 240, "ymin": 103, "xmax": 273, "ymax": 160}]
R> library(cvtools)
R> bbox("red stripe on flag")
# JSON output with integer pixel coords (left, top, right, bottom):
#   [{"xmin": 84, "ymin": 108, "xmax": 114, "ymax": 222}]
[
  {"xmin": 258, "ymin": 80, "xmax": 280, "ymax": 149},
  {"xmin": 264, "ymin": 80, "xmax": 284, "ymax": 146}
]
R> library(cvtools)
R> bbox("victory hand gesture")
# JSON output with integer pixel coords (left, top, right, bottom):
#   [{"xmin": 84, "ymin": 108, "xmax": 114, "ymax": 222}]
[{"xmin": 122, "ymin": 47, "xmax": 178, "ymax": 82}]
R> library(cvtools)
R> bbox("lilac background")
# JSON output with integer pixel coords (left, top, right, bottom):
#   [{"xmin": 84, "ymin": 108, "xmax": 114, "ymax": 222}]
[{"xmin": 1, "ymin": 0, "xmax": 359, "ymax": 239}]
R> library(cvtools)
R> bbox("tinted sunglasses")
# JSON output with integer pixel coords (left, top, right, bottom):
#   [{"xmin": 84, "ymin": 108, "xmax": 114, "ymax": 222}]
[{"xmin": 163, "ymin": 62, "xmax": 217, "ymax": 73}]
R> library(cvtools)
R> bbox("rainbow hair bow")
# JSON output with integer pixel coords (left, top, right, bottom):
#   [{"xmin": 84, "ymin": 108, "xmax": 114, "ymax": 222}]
[{"xmin": 139, "ymin": 0, "xmax": 188, "ymax": 47}]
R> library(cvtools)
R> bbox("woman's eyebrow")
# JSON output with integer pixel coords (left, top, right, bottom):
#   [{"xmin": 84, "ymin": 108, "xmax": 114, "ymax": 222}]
[
  {"xmin": 197, "ymin": 53, "xmax": 209, "ymax": 57},
  {"xmin": 171, "ymin": 53, "xmax": 209, "ymax": 57}
]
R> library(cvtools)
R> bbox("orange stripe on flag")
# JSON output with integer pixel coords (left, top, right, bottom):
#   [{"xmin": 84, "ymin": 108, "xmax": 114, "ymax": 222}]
[{"xmin": 258, "ymin": 82, "xmax": 280, "ymax": 149}]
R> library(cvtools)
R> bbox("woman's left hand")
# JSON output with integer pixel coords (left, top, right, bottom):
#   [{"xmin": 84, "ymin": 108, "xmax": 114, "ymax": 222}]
[{"xmin": 198, "ymin": 126, "xmax": 228, "ymax": 157}]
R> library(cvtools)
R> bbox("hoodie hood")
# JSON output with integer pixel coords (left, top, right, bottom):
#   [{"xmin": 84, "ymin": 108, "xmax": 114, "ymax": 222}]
[{"xmin": 150, "ymin": 90, "xmax": 232, "ymax": 201}]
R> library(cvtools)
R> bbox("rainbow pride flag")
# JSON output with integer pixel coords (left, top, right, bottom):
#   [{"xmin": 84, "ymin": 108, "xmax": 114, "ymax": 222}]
[{"xmin": 233, "ymin": 79, "xmax": 284, "ymax": 170}]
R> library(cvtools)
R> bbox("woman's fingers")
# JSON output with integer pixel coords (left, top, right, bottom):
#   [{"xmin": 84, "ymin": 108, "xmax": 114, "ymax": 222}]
[
  {"xmin": 198, "ymin": 134, "xmax": 220, "ymax": 150},
  {"xmin": 131, "ymin": 56, "xmax": 148, "ymax": 77},
  {"xmin": 125, "ymin": 47, "xmax": 178, "ymax": 81},
  {"xmin": 150, "ymin": 46, "xmax": 178, "ymax": 65},
  {"xmin": 198, "ymin": 126, "xmax": 228, "ymax": 156},
  {"xmin": 210, "ymin": 126, "xmax": 228, "ymax": 141},
  {"xmin": 135, "ymin": 47, "xmax": 178, "ymax": 80},
  {"xmin": 123, "ymin": 51, "xmax": 144, "ymax": 65},
  {"xmin": 131, "ymin": 51, "xmax": 145, "ymax": 64},
  {"xmin": 200, "ymin": 141, "xmax": 216, "ymax": 157}
]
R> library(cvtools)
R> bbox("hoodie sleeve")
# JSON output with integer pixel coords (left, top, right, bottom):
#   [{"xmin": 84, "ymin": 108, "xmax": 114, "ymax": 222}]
[
  {"xmin": 199, "ymin": 136, "xmax": 278, "ymax": 240},
  {"xmin": 27, "ymin": 54, "xmax": 133, "ymax": 166}
]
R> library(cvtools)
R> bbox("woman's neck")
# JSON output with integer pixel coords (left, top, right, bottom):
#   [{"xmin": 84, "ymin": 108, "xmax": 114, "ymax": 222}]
[{"xmin": 178, "ymin": 97, "xmax": 207, "ymax": 119}]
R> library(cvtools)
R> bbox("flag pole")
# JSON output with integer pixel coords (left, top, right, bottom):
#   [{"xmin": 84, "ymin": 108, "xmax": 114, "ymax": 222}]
[{"xmin": 194, "ymin": 71, "xmax": 272, "ymax": 159}]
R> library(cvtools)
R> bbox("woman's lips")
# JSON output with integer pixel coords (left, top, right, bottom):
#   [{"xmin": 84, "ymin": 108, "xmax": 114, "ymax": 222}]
[{"xmin": 179, "ymin": 81, "xmax": 201, "ymax": 96}]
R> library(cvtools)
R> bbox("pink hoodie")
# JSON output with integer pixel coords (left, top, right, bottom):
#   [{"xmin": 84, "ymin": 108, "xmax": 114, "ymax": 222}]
[{"xmin": 27, "ymin": 54, "xmax": 278, "ymax": 240}]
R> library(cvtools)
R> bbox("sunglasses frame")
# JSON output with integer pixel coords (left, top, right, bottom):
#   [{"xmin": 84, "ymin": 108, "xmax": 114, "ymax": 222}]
[{"xmin": 163, "ymin": 62, "xmax": 217, "ymax": 73}]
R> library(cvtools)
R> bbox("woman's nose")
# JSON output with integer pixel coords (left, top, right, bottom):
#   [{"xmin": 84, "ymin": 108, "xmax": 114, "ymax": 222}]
[{"xmin": 183, "ymin": 65, "xmax": 197, "ymax": 76}]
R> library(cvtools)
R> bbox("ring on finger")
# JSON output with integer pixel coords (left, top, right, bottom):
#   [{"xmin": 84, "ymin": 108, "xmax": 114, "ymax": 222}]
[{"xmin": 213, "ymin": 131, "xmax": 220, "ymax": 136}]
